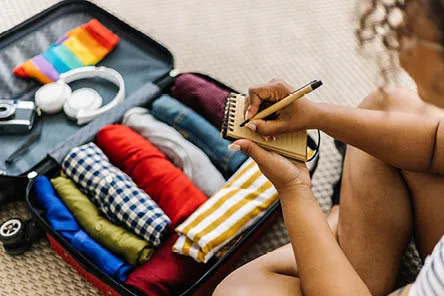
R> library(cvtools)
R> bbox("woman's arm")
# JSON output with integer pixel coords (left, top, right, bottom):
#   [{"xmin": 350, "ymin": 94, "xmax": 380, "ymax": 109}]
[
  {"xmin": 245, "ymin": 80, "xmax": 444, "ymax": 174},
  {"xmin": 314, "ymin": 102, "xmax": 444, "ymax": 174},
  {"xmin": 230, "ymin": 139, "xmax": 372, "ymax": 296},
  {"xmin": 279, "ymin": 185, "xmax": 372, "ymax": 296}
]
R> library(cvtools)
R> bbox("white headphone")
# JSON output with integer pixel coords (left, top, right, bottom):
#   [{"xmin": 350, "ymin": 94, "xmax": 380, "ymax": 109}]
[{"xmin": 35, "ymin": 66, "xmax": 125, "ymax": 125}]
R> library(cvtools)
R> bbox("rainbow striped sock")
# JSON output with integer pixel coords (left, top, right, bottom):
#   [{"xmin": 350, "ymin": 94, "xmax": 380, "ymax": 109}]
[{"xmin": 13, "ymin": 19, "xmax": 120, "ymax": 84}]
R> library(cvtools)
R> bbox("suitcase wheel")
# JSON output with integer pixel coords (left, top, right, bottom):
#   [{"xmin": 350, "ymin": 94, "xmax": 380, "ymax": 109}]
[
  {"xmin": 0, "ymin": 218, "xmax": 44, "ymax": 256},
  {"xmin": 0, "ymin": 218, "xmax": 25, "ymax": 245},
  {"xmin": 2, "ymin": 241, "xmax": 31, "ymax": 256}
]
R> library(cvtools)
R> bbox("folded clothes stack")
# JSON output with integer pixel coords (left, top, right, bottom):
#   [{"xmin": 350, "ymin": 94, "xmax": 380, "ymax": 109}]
[
  {"xmin": 30, "ymin": 67, "xmax": 279, "ymax": 295},
  {"xmin": 151, "ymin": 94, "xmax": 248, "ymax": 178},
  {"xmin": 170, "ymin": 73, "xmax": 230, "ymax": 129},
  {"xmin": 122, "ymin": 107, "xmax": 225, "ymax": 197},
  {"xmin": 51, "ymin": 175, "xmax": 153, "ymax": 265},
  {"xmin": 33, "ymin": 176, "xmax": 132, "ymax": 281},
  {"xmin": 62, "ymin": 142, "xmax": 170, "ymax": 246},
  {"xmin": 173, "ymin": 158, "xmax": 278, "ymax": 263},
  {"xmin": 95, "ymin": 125, "xmax": 209, "ymax": 228},
  {"xmin": 125, "ymin": 233, "xmax": 207, "ymax": 296}
]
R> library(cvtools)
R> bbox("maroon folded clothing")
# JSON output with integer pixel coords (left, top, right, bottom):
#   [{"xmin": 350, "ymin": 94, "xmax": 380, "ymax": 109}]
[
  {"xmin": 125, "ymin": 233, "xmax": 207, "ymax": 296},
  {"xmin": 171, "ymin": 73, "xmax": 230, "ymax": 129}
]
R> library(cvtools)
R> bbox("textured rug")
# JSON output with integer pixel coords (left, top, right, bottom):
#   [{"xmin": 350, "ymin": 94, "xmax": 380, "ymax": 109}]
[{"xmin": 0, "ymin": 0, "xmax": 420, "ymax": 295}]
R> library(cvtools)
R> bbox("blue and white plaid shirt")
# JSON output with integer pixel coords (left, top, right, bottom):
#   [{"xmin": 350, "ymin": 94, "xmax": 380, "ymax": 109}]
[{"xmin": 62, "ymin": 142, "xmax": 170, "ymax": 246}]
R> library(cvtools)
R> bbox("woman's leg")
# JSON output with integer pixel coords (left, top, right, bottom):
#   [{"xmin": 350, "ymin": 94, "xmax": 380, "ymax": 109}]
[
  {"xmin": 367, "ymin": 87, "xmax": 444, "ymax": 257},
  {"xmin": 338, "ymin": 87, "xmax": 444, "ymax": 296},
  {"xmin": 402, "ymin": 170, "xmax": 444, "ymax": 257},
  {"xmin": 213, "ymin": 206, "xmax": 340, "ymax": 296},
  {"xmin": 213, "ymin": 243, "xmax": 303, "ymax": 296},
  {"xmin": 338, "ymin": 146, "xmax": 413, "ymax": 296}
]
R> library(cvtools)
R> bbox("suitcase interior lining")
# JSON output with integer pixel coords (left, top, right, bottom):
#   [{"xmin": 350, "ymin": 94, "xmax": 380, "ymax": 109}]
[{"xmin": 0, "ymin": 3, "xmax": 173, "ymax": 176}]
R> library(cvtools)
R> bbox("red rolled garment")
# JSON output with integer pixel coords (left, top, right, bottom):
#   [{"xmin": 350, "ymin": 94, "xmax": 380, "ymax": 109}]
[
  {"xmin": 125, "ymin": 233, "xmax": 207, "ymax": 296},
  {"xmin": 95, "ymin": 125, "xmax": 208, "ymax": 227},
  {"xmin": 170, "ymin": 73, "xmax": 230, "ymax": 129}
]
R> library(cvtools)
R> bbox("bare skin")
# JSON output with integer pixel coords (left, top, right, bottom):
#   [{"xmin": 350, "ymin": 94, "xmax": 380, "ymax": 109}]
[
  {"xmin": 214, "ymin": 206, "xmax": 339, "ymax": 296},
  {"xmin": 214, "ymin": 88, "xmax": 433, "ymax": 296},
  {"xmin": 213, "ymin": 1, "xmax": 444, "ymax": 295},
  {"xmin": 337, "ymin": 87, "xmax": 444, "ymax": 296}
]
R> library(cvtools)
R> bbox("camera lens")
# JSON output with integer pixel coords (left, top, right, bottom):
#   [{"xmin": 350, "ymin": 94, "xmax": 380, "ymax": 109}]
[{"xmin": 0, "ymin": 102, "xmax": 16, "ymax": 119}]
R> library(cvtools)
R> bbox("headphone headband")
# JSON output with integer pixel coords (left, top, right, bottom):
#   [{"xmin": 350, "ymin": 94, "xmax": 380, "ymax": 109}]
[{"xmin": 59, "ymin": 66, "xmax": 125, "ymax": 124}]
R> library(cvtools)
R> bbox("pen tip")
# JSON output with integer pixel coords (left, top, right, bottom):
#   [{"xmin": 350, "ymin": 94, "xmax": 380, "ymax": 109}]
[
  {"xmin": 240, "ymin": 120, "xmax": 249, "ymax": 127},
  {"xmin": 311, "ymin": 80, "xmax": 323, "ymax": 90}
]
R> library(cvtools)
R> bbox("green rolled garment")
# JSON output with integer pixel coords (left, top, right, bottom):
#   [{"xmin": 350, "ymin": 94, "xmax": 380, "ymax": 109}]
[{"xmin": 51, "ymin": 175, "xmax": 153, "ymax": 265}]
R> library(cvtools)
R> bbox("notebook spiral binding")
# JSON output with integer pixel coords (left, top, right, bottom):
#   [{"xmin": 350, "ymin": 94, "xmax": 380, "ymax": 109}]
[{"xmin": 221, "ymin": 93, "xmax": 239, "ymax": 138}]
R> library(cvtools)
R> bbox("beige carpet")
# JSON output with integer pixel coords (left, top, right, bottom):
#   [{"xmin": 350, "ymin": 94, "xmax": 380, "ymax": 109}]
[{"xmin": 0, "ymin": 0, "xmax": 419, "ymax": 295}]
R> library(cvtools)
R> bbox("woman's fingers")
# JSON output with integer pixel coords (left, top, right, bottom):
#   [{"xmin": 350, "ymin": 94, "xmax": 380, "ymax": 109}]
[
  {"xmin": 245, "ymin": 79, "xmax": 294, "ymax": 119},
  {"xmin": 246, "ymin": 119, "xmax": 288, "ymax": 136},
  {"xmin": 228, "ymin": 139, "xmax": 284, "ymax": 180},
  {"xmin": 245, "ymin": 87, "xmax": 268, "ymax": 119},
  {"xmin": 228, "ymin": 139, "xmax": 311, "ymax": 190},
  {"xmin": 228, "ymin": 139, "xmax": 271, "ymax": 167},
  {"xmin": 228, "ymin": 139, "xmax": 292, "ymax": 177}
]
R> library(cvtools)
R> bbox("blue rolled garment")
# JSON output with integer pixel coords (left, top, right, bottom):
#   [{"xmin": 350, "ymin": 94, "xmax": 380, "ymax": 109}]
[
  {"xmin": 151, "ymin": 95, "xmax": 247, "ymax": 178},
  {"xmin": 33, "ymin": 176, "xmax": 132, "ymax": 281}
]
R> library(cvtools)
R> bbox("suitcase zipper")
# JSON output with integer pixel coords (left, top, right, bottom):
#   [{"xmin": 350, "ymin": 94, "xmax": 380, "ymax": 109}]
[{"xmin": 155, "ymin": 68, "xmax": 179, "ymax": 90}]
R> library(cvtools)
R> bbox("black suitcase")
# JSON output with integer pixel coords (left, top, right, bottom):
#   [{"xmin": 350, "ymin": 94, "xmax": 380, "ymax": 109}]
[{"xmin": 0, "ymin": 1, "xmax": 320, "ymax": 295}]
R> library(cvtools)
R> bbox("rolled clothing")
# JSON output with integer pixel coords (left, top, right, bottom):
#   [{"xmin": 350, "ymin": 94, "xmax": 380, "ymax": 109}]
[
  {"xmin": 61, "ymin": 142, "xmax": 170, "ymax": 246},
  {"xmin": 96, "ymin": 125, "xmax": 208, "ymax": 228},
  {"xmin": 125, "ymin": 233, "xmax": 207, "ymax": 296},
  {"xmin": 151, "ymin": 94, "xmax": 247, "ymax": 178},
  {"xmin": 173, "ymin": 158, "xmax": 278, "ymax": 263},
  {"xmin": 33, "ymin": 176, "xmax": 132, "ymax": 281},
  {"xmin": 122, "ymin": 107, "xmax": 225, "ymax": 197},
  {"xmin": 49, "ymin": 82, "xmax": 160, "ymax": 165},
  {"xmin": 170, "ymin": 73, "xmax": 230, "ymax": 129},
  {"xmin": 51, "ymin": 175, "xmax": 153, "ymax": 265}
]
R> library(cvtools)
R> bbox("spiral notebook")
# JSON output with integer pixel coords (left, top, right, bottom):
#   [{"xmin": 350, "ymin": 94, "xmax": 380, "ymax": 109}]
[{"xmin": 221, "ymin": 93, "xmax": 308, "ymax": 162}]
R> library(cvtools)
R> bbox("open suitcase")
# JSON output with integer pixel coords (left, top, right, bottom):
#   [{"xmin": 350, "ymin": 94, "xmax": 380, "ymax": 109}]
[{"xmin": 0, "ymin": 1, "xmax": 320, "ymax": 295}]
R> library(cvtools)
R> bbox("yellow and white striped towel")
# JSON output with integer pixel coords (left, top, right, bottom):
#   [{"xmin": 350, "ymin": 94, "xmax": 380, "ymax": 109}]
[{"xmin": 173, "ymin": 158, "xmax": 278, "ymax": 263}]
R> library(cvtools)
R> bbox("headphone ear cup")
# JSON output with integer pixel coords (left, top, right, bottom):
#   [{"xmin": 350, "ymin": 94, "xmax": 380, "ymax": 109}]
[
  {"xmin": 35, "ymin": 82, "xmax": 72, "ymax": 114},
  {"xmin": 63, "ymin": 88, "xmax": 103, "ymax": 120}
]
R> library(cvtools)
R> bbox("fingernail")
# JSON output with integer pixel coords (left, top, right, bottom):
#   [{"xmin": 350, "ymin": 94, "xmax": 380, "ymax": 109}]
[
  {"xmin": 228, "ymin": 144, "xmax": 241, "ymax": 151},
  {"xmin": 245, "ymin": 110, "xmax": 250, "ymax": 119},
  {"xmin": 263, "ymin": 136, "xmax": 270, "ymax": 142},
  {"xmin": 272, "ymin": 136, "xmax": 277, "ymax": 141},
  {"xmin": 246, "ymin": 123, "xmax": 256, "ymax": 132}
]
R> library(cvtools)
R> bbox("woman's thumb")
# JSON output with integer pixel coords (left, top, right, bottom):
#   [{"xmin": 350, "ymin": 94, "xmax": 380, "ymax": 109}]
[
  {"xmin": 246, "ymin": 119, "xmax": 286, "ymax": 136},
  {"xmin": 228, "ymin": 139, "xmax": 269, "ymax": 166}
]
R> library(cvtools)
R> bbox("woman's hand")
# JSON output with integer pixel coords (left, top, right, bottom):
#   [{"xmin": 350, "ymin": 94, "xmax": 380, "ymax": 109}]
[
  {"xmin": 229, "ymin": 139, "xmax": 311, "ymax": 194},
  {"xmin": 245, "ymin": 79, "xmax": 321, "ymax": 136}
]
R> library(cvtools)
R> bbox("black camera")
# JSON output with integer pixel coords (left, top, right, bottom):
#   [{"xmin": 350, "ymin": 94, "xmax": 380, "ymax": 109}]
[{"xmin": 0, "ymin": 100, "xmax": 38, "ymax": 134}]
